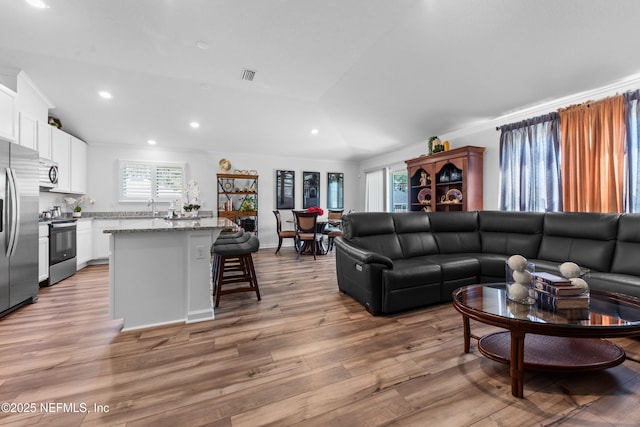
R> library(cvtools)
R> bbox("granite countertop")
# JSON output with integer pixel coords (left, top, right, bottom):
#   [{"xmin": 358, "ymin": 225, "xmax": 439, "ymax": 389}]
[
  {"xmin": 82, "ymin": 210, "xmax": 215, "ymax": 220},
  {"xmin": 102, "ymin": 217, "xmax": 235, "ymax": 234}
]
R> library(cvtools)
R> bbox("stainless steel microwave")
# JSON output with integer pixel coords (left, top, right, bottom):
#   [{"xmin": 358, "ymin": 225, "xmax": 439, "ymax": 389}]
[{"xmin": 39, "ymin": 159, "xmax": 58, "ymax": 188}]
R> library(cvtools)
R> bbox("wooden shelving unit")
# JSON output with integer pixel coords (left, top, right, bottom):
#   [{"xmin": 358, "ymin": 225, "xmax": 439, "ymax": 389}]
[
  {"xmin": 405, "ymin": 146, "xmax": 485, "ymax": 212},
  {"xmin": 217, "ymin": 173, "xmax": 259, "ymax": 233}
]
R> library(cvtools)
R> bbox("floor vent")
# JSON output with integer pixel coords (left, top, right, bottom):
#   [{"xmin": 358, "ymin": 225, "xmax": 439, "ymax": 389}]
[{"xmin": 241, "ymin": 69, "xmax": 256, "ymax": 82}]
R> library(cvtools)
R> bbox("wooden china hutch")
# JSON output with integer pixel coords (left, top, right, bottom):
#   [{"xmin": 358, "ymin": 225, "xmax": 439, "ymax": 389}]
[{"xmin": 405, "ymin": 145, "xmax": 485, "ymax": 213}]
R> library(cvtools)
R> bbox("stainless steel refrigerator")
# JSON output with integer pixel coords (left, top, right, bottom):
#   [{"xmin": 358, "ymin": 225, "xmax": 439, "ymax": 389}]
[{"xmin": 1, "ymin": 139, "xmax": 39, "ymax": 316}]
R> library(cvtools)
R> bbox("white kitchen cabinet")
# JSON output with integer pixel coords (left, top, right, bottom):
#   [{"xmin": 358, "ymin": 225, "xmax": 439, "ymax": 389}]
[
  {"xmin": 92, "ymin": 220, "xmax": 118, "ymax": 261},
  {"xmin": 18, "ymin": 112, "xmax": 37, "ymax": 150},
  {"xmin": 76, "ymin": 219, "xmax": 92, "ymax": 269},
  {"xmin": 50, "ymin": 127, "xmax": 71, "ymax": 193},
  {"xmin": 49, "ymin": 127, "xmax": 87, "ymax": 195},
  {"xmin": 37, "ymin": 121, "xmax": 52, "ymax": 159},
  {"xmin": 39, "ymin": 224, "xmax": 49, "ymax": 283},
  {"xmin": 0, "ymin": 84, "xmax": 16, "ymax": 142},
  {"xmin": 70, "ymin": 135, "xmax": 87, "ymax": 194}
]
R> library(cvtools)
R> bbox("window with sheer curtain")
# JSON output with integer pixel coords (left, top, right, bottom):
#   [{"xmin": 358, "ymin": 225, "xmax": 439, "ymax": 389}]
[
  {"xmin": 499, "ymin": 113, "xmax": 562, "ymax": 212},
  {"xmin": 365, "ymin": 168, "xmax": 386, "ymax": 212},
  {"xmin": 624, "ymin": 90, "xmax": 640, "ymax": 212},
  {"xmin": 500, "ymin": 93, "xmax": 640, "ymax": 213}
]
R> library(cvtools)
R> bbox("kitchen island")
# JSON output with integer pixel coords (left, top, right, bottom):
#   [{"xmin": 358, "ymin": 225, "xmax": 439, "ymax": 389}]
[{"xmin": 103, "ymin": 217, "xmax": 234, "ymax": 331}]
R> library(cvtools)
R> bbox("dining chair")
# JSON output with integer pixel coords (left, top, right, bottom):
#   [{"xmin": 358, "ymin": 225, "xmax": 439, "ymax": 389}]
[
  {"xmin": 293, "ymin": 210, "xmax": 323, "ymax": 260},
  {"xmin": 273, "ymin": 210, "xmax": 297, "ymax": 254},
  {"xmin": 323, "ymin": 209, "xmax": 344, "ymax": 251}
]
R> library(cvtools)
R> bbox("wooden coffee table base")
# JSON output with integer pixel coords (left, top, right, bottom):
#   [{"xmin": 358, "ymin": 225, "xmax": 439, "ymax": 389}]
[
  {"xmin": 478, "ymin": 331, "xmax": 626, "ymax": 396},
  {"xmin": 453, "ymin": 286, "xmax": 640, "ymax": 398}
]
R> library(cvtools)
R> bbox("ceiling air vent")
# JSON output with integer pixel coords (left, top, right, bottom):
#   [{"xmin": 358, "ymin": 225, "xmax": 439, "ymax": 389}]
[{"xmin": 241, "ymin": 68, "xmax": 256, "ymax": 82}]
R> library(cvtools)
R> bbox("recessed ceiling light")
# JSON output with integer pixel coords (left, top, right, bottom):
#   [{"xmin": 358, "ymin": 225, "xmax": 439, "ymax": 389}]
[
  {"xmin": 25, "ymin": 0, "xmax": 49, "ymax": 9},
  {"xmin": 98, "ymin": 90, "xmax": 113, "ymax": 99},
  {"xmin": 147, "ymin": 139, "xmax": 157, "ymax": 145},
  {"xmin": 196, "ymin": 41, "xmax": 210, "ymax": 50},
  {"xmin": 311, "ymin": 128, "xmax": 319, "ymax": 135},
  {"xmin": 190, "ymin": 121, "xmax": 200, "ymax": 129}
]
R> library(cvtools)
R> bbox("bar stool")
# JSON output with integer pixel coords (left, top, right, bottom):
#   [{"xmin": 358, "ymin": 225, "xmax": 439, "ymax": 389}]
[
  {"xmin": 211, "ymin": 231, "xmax": 261, "ymax": 307},
  {"xmin": 211, "ymin": 229, "xmax": 245, "ymax": 293}
]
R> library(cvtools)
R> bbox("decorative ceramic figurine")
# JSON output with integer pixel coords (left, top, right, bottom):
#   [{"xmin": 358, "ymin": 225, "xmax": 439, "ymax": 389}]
[
  {"xmin": 570, "ymin": 277, "xmax": 589, "ymax": 292},
  {"xmin": 507, "ymin": 254, "xmax": 528, "ymax": 272},
  {"xmin": 508, "ymin": 283, "xmax": 530, "ymax": 301},
  {"xmin": 419, "ymin": 171, "xmax": 429, "ymax": 187},
  {"xmin": 512, "ymin": 269, "xmax": 532, "ymax": 284},
  {"xmin": 559, "ymin": 261, "xmax": 581, "ymax": 279}
]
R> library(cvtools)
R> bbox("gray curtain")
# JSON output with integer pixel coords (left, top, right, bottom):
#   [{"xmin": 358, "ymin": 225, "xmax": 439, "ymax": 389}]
[
  {"xmin": 499, "ymin": 113, "xmax": 562, "ymax": 212},
  {"xmin": 624, "ymin": 90, "xmax": 640, "ymax": 212}
]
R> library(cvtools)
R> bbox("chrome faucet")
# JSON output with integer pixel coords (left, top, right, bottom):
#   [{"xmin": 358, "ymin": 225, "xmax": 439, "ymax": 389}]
[{"xmin": 148, "ymin": 198, "xmax": 158, "ymax": 216}]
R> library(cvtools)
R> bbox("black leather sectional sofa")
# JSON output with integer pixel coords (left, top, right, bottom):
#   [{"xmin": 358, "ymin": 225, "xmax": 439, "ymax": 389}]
[{"xmin": 334, "ymin": 211, "xmax": 640, "ymax": 315}]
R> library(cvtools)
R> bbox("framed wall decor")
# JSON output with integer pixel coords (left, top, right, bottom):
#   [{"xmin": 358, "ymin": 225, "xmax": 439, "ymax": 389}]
[
  {"xmin": 327, "ymin": 172, "xmax": 344, "ymax": 209},
  {"xmin": 276, "ymin": 170, "xmax": 295, "ymax": 209},
  {"xmin": 303, "ymin": 171, "xmax": 320, "ymax": 209}
]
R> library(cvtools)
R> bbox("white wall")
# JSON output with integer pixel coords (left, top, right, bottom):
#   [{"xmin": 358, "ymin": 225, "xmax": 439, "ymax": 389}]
[{"xmin": 85, "ymin": 143, "xmax": 359, "ymax": 249}]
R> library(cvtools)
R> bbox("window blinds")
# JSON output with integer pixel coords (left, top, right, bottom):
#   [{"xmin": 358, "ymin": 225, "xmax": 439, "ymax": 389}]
[{"xmin": 120, "ymin": 160, "xmax": 184, "ymax": 201}]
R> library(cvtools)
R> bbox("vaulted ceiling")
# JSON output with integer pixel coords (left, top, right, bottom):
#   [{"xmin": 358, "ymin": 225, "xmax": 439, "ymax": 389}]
[{"xmin": 1, "ymin": 0, "xmax": 639, "ymax": 161}]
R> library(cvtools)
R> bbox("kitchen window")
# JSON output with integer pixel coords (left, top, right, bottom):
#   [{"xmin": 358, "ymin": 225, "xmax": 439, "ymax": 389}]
[{"xmin": 119, "ymin": 160, "xmax": 185, "ymax": 202}]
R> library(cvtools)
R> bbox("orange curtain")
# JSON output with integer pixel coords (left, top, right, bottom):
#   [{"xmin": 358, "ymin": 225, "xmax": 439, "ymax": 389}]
[{"xmin": 559, "ymin": 95, "xmax": 626, "ymax": 212}]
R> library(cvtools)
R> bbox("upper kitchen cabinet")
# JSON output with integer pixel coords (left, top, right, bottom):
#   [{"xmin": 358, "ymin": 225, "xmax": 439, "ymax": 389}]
[
  {"xmin": 70, "ymin": 135, "xmax": 87, "ymax": 194},
  {"xmin": 18, "ymin": 112, "xmax": 37, "ymax": 150},
  {"xmin": 0, "ymin": 83, "xmax": 17, "ymax": 142},
  {"xmin": 15, "ymin": 71, "xmax": 53, "ymax": 147},
  {"xmin": 50, "ymin": 127, "xmax": 71, "ymax": 193},
  {"xmin": 37, "ymin": 121, "xmax": 52, "ymax": 159},
  {"xmin": 50, "ymin": 127, "xmax": 87, "ymax": 194}
]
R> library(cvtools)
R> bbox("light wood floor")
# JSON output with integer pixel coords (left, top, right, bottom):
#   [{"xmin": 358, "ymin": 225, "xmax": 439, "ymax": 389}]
[{"xmin": 1, "ymin": 248, "xmax": 640, "ymax": 426}]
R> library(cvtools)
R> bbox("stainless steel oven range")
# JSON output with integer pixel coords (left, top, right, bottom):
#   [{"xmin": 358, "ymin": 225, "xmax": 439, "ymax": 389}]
[{"xmin": 48, "ymin": 219, "xmax": 77, "ymax": 285}]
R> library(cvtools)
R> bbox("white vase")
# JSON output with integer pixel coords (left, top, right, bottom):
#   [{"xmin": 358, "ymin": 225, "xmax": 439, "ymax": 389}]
[{"xmin": 73, "ymin": 211, "xmax": 82, "ymax": 218}]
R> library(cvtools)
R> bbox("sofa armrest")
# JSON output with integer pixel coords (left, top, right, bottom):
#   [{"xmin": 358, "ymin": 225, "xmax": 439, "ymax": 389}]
[
  {"xmin": 334, "ymin": 237, "xmax": 393, "ymax": 315},
  {"xmin": 334, "ymin": 237, "xmax": 394, "ymax": 269}
]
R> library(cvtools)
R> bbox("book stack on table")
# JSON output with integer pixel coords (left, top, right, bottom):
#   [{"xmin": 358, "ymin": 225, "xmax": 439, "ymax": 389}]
[{"xmin": 533, "ymin": 272, "xmax": 590, "ymax": 311}]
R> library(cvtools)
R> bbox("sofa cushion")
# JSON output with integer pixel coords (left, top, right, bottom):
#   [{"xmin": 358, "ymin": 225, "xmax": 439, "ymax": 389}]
[
  {"xmin": 473, "ymin": 253, "xmax": 509, "ymax": 281},
  {"xmin": 393, "ymin": 212, "xmax": 439, "ymax": 258},
  {"xmin": 342, "ymin": 212, "xmax": 394, "ymax": 238},
  {"xmin": 427, "ymin": 211, "xmax": 481, "ymax": 253},
  {"xmin": 537, "ymin": 212, "xmax": 619, "ymax": 272},
  {"xmin": 479, "ymin": 211, "xmax": 544, "ymax": 258},
  {"xmin": 381, "ymin": 259, "xmax": 441, "ymax": 313},
  {"xmin": 342, "ymin": 212, "xmax": 404, "ymax": 259},
  {"xmin": 420, "ymin": 254, "xmax": 480, "ymax": 281},
  {"xmin": 420, "ymin": 254, "xmax": 480, "ymax": 301},
  {"xmin": 383, "ymin": 258, "xmax": 441, "ymax": 290},
  {"xmin": 611, "ymin": 214, "xmax": 640, "ymax": 276},
  {"xmin": 588, "ymin": 272, "xmax": 640, "ymax": 298}
]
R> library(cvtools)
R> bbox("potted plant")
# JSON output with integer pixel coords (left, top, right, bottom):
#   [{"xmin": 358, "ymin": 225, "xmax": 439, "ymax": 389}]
[
  {"xmin": 183, "ymin": 203, "xmax": 201, "ymax": 217},
  {"xmin": 64, "ymin": 195, "xmax": 95, "ymax": 217},
  {"xmin": 183, "ymin": 180, "xmax": 202, "ymax": 217},
  {"xmin": 239, "ymin": 196, "xmax": 255, "ymax": 212}
]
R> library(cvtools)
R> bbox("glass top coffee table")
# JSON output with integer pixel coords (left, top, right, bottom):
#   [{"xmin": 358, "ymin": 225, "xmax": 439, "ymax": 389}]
[{"xmin": 452, "ymin": 284, "xmax": 640, "ymax": 398}]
